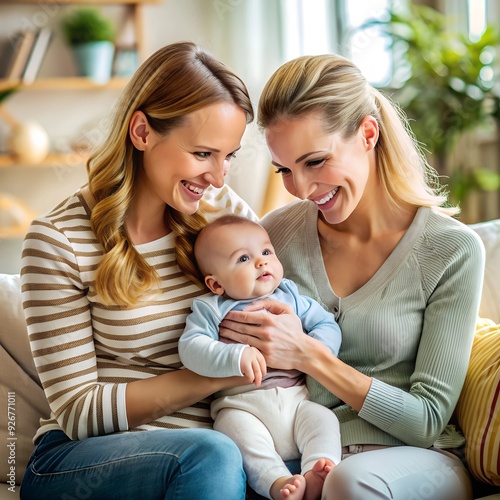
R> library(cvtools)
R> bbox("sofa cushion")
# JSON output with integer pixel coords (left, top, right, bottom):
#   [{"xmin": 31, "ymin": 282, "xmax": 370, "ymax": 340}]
[
  {"xmin": 0, "ymin": 274, "xmax": 50, "ymax": 485},
  {"xmin": 470, "ymin": 219, "xmax": 500, "ymax": 324},
  {"xmin": 456, "ymin": 318, "xmax": 500, "ymax": 487}
]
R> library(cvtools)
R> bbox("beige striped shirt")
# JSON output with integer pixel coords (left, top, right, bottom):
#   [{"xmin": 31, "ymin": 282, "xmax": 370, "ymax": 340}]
[{"xmin": 21, "ymin": 185, "xmax": 257, "ymax": 442}]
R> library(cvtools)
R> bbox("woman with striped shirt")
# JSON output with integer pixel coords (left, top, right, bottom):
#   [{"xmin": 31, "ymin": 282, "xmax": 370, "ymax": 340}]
[
  {"xmin": 219, "ymin": 54, "xmax": 485, "ymax": 499},
  {"xmin": 20, "ymin": 42, "xmax": 256, "ymax": 499}
]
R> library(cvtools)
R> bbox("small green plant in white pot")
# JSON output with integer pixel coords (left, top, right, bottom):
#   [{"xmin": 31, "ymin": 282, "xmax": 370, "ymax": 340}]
[{"xmin": 61, "ymin": 8, "xmax": 116, "ymax": 84}]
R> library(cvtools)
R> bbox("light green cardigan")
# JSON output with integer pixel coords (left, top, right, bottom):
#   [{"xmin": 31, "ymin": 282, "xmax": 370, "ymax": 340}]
[{"xmin": 261, "ymin": 202, "xmax": 485, "ymax": 449}]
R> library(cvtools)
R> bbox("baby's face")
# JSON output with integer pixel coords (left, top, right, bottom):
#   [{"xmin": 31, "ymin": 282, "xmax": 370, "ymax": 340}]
[{"xmin": 204, "ymin": 223, "xmax": 284, "ymax": 300}]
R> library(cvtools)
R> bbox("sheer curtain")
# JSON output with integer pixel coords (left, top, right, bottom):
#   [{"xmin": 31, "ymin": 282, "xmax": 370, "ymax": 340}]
[
  {"xmin": 205, "ymin": 0, "xmax": 339, "ymax": 215},
  {"xmin": 205, "ymin": 0, "xmax": 283, "ymax": 214}
]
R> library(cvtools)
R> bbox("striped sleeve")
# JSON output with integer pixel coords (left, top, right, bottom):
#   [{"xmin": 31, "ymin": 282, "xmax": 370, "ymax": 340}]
[
  {"xmin": 204, "ymin": 184, "xmax": 259, "ymax": 222},
  {"xmin": 20, "ymin": 206, "xmax": 129, "ymax": 440}
]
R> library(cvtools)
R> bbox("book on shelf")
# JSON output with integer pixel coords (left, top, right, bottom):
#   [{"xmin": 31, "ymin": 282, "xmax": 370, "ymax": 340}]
[
  {"xmin": 0, "ymin": 37, "xmax": 16, "ymax": 78},
  {"xmin": 5, "ymin": 30, "xmax": 37, "ymax": 81},
  {"xmin": 0, "ymin": 30, "xmax": 35, "ymax": 80},
  {"xmin": 22, "ymin": 27, "xmax": 52, "ymax": 85}
]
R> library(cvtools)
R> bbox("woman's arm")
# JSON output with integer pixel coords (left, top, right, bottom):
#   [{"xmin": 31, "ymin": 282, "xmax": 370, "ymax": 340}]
[
  {"xmin": 219, "ymin": 298, "xmax": 372, "ymax": 412},
  {"xmin": 125, "ymin": 371, "xmax": 244, "ymax": 427},
  {"xmin": 22, "ymin": 219, "xmax": 114, "ymax": 440}
]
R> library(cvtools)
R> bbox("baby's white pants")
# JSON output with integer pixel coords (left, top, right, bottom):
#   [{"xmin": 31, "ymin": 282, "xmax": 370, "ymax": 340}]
[{"xmin": 211, "ymin": 384, "xmax": 341, "ymax": 499}]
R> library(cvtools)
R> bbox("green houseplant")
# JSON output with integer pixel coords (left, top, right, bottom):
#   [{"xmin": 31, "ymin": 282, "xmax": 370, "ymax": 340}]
[
  {"xmin": 61, "ymin": 8, "xmax": 116, "ymax": 84},
  {"xmin": 363, "ymin": 4, "xmax": 500, "ymax": 207}
]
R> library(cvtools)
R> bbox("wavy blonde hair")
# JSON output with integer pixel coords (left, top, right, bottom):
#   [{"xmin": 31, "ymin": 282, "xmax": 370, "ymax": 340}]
[
  {"xmin": 258, "ymin": 54, "xmax": 457, "ymax": 216},
  {"xmin": 87, "ymin": 42, "xmax": 254, "ymax": 306}
]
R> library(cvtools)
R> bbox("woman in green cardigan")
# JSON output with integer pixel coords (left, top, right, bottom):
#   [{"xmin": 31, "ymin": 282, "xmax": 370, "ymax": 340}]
[{"xmin": 220, "ymin": 53, "xmax": 484, "ymax": 500}]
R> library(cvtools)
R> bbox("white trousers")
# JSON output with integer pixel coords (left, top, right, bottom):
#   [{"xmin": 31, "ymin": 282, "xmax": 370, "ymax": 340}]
[
  {"xmin": 211, "ymin": 385, "xmax": 341, "ymax": 499},
  {"xmin": 323, "ymin": 445, "xmax": 473, "ymax": 500}
]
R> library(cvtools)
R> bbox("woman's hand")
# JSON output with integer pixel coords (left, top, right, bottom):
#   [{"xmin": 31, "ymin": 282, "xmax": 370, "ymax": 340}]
[
  {"xmin": 220, "ymin": 297, "xmax": 317, "ymax": 371},
  {"xmin": 220, "ymin": 297, "xmax": 372, "ymax": 412}
]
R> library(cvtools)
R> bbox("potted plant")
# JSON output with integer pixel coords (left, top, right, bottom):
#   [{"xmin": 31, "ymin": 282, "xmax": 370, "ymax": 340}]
[
  {"xmin": 362, "ymin": 4, "xmax": 500, "ymax": 209},
  {"xmin": 61, "ymin": 7, "xmax": 116, "ymax": 84}
]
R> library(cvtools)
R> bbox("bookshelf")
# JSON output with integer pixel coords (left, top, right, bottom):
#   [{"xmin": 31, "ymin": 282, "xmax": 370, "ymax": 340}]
[
  {"xmin": 0, "ymin": 0, "xmax": 158, "ymax": 240},
  {"xmin": 0, "ymin": 0, "xmax": 159, "ymax": 87}
]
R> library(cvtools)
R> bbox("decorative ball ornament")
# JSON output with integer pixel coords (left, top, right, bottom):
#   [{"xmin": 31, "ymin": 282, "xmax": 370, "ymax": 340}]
[
  {"xmin": 8, "ymin": 121, "xmax": 50, "ymax": 165},
  {"xmin": 0, "ymin": 192, "xmax": 35, "ymax": 237}
]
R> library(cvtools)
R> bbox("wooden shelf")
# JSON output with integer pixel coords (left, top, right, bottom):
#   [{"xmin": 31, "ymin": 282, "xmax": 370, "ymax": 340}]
[
  {"xmin": 0, "ymin": 77, "xmax": 130, "ymax": 92},
  {"xmin": 0, "ymin": 225, "xmax": 28, "ymax": 239},
  {"xmin": 0, "ymin": 152, "xmax": 88, "ymax": 168},
  {"xmin": 0, "ymin": 0, "xmax": 159, "ymax": 4}
]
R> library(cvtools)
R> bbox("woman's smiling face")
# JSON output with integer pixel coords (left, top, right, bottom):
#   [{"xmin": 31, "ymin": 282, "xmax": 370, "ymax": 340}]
[
  {"xmin": 265, "ymin": 112, "xmax": 377, "ymax": 225},
  {"xmin": 135, "ymin": 102, "xmax": 247, "ymax": 215}
]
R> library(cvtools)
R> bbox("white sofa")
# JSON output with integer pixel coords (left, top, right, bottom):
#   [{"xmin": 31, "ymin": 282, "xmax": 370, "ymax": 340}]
[{"xmin": 1, "ymin": 219, "xmax": 500, "ymax": 499}]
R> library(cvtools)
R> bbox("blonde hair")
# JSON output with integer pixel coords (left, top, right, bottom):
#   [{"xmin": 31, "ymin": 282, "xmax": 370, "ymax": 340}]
[
  {"xmin": 258, "ymin": 54, "xmax": 457, "ymax": 216},
  {"xmin": 87, "ymin": 42, "xmax": 254, "ymax": 306}
]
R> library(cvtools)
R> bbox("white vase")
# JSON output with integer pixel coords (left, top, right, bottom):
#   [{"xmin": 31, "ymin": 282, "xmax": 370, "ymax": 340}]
[
  {"xmin": 8, "ymin": 121, "xmax": 50, "ymax": 165},
  {"xmin": 74, "ymin": 41, "xmax": 115, "ymax": 84}
]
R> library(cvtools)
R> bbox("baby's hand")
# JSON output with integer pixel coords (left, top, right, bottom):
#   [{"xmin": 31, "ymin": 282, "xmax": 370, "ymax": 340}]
[{"xmin": 240, "ymin": 347, "xmax": 267, "ymax": 386}]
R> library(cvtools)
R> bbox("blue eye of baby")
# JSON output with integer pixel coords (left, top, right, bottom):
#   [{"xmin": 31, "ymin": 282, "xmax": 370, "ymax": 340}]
[{"xmin": 238, "ymin": 255, "xmax": 249, "ymax": 263}]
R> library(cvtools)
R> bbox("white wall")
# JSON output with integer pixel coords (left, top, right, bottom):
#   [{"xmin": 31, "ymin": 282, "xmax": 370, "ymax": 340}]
[{"xmin": 0, "ymin": 0, "xmax": 278, "ymax": 273}]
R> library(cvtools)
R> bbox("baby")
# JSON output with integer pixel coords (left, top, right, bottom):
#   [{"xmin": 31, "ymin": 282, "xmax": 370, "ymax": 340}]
[{"xmin": 179, "ymin": 215, "xmax": 342, "ymax": 500}]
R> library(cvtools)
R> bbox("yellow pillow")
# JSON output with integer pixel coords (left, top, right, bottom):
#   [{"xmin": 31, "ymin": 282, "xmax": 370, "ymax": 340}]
[{"xmin": 456, "ymin": 318, "xmax": 500, "ymax": 487}]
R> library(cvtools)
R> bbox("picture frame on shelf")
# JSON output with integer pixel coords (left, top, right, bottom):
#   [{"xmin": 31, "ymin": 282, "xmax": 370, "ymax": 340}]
[{"xmin": 113, "ymin": 45, "xmax": 139, "ymax": 77}]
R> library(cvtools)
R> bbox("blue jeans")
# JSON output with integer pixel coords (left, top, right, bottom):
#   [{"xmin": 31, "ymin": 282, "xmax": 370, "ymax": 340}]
[{"xmin": 21, "ymin": 429, "xmax": 246, "ymax": 499}]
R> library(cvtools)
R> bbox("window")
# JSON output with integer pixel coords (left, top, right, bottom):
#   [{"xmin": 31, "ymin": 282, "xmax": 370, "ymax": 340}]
[
  {"xmin": 342, "ymin": 0, "xmax": 394, "ymax": 87},
  {"xmin": 280, "ymin": 0, "xmax": 397, "ymax": 87},
  {"xmin": 281, "ymin": 0, "xmax": 332, "ymax": 61},
  {"xmin": 279, "ymin": 1, "xmax": 496, "ymax": 88},
  {"xmin": 468, "ymin": 0, "xmax": 486, "ymax": 41}
]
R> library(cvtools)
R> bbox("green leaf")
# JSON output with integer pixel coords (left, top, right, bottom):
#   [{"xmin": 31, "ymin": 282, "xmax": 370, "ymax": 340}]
[
  {"xmin": 0, "ymin": 86, "xmax": 18, "ymax": 104},
  {"xmin": 363, "ymin": 4, "xmax": 500, "ymax": 167},
  {"xmin": 61, "ymin": 8, "xmax": 115, "ymax": 46}
]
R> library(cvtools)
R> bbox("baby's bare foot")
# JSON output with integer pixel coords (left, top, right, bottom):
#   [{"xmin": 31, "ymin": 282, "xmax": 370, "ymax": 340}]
[
  {"xmin": 303, "ymin": 458, "xmax": 335, "ymax": 500},
  {"xmin": 270, "ymin": 474, "xmax": 306, "ymax": 500}
]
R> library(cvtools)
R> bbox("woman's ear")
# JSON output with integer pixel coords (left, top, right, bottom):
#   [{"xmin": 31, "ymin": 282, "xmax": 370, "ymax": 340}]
[
  {"xmin": 129, "ymin": 111, "xmax": 150, "ymax": 151},
  {"xmin": 360, "ymin": 115, "xmax": 379, "ymax": 151},
  {"xmin": 205, "ymin": 276, "xmax": 225, "ymax": 296}
]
